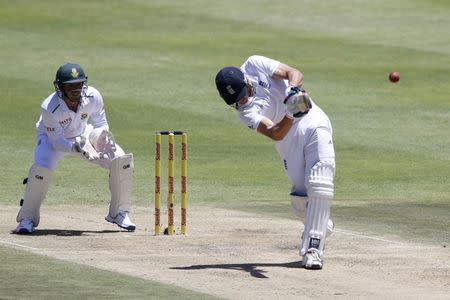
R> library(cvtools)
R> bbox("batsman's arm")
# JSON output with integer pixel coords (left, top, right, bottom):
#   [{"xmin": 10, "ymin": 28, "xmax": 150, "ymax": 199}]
[
  {"xmin": 257, "ymin": 115, "xmax": 294, "ymax": 141},
  {"xmin": 271, "ymin": 62, "xmax": 304, "ymax": 88}
]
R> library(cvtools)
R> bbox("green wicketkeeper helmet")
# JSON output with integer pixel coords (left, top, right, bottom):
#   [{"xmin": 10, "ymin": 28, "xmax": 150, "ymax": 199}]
[{"xmin": 53, "ymin": 63, "xmax": 88, "ymax": 90}]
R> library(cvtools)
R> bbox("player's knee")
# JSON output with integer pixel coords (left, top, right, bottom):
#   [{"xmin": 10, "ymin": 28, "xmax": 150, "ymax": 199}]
[{"xmin": 307, "ymin": 160, "xmax": 335, "ymax": 198}]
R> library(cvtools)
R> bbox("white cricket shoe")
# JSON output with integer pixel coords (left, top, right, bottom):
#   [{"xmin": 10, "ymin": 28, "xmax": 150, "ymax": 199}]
[
  {"xmin": 16, "ymin": 218, "xmax": 35, "ymax": 234},
  {"xmin": 302, "ymin": 249, "xmax": 323, "ymax": 270},
  {"xmin": 105, "ymin": 211, "xmax": 136, "ymax": 231}
]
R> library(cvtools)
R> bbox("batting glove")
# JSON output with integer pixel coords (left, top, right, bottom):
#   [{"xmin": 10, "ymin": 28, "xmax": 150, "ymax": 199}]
[{"xmin": 284, "ymin": 87, "xmax": 312, "ymax": 117}]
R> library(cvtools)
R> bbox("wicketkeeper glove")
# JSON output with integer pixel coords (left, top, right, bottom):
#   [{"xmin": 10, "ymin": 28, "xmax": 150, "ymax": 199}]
[
  {"xmin": 89, "ymin": 128, "xmax": 117, "ymax": 160},
  {"xmin": 284, "ymin": 86, "xmax": 312, "ymax": 118},
  {"xmin": 72, "ymin": 138, "xmax": 94, "ymax": 161}
]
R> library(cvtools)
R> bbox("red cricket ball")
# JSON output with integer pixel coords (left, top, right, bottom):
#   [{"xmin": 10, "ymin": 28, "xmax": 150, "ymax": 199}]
[{"xmin": 389, "ymin": 71, "xmax": 400, "ymax": 83}]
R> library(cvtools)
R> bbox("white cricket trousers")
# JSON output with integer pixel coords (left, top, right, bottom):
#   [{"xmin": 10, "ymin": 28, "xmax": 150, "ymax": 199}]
[{"xmin": 275, "ymin": 105, "xmax": 335, "ymax": 195}]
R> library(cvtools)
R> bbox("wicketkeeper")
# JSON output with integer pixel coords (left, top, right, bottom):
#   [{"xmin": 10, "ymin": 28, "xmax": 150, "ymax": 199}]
[
  {"xmin": 15, "ymin": 63, "xmax": 136, "ymax": 234},
  {"xmin": 215, "ymin": 55, "xmax": 335, "ymax": 269}
]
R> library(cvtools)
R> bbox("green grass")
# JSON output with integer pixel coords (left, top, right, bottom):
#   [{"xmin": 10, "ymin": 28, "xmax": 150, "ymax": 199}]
[
  {"xmin": 1, "ymin": 0, "xmax": 449, "ymax": 298},
  {"xmin": 0, "ymin": 246, "xmax": 218, "ymax": 300}
]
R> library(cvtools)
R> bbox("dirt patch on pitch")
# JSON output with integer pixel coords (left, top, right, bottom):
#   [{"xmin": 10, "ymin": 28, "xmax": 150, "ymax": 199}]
[{"xmin": 1, "ymin": 204, "xmax": 449, "ymax": 299}]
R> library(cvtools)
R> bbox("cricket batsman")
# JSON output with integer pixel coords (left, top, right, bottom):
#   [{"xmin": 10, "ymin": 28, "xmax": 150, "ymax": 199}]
[
  {"xmin": 215, "ymin": 55, "xmax": 335, "ymax": 269},
  {"xmin": 15, "ymin": 63, "xmax": 136, "ymax": 234}
]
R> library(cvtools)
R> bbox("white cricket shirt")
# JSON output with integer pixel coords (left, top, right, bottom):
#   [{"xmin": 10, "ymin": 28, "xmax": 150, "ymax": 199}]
[
  {"xmin": 237, "ymin": 55, "xmax": 289, "ymax": 130},
  {"xmin": 36, "ymin": 86, "xmax": 108, "ymax": 152}
]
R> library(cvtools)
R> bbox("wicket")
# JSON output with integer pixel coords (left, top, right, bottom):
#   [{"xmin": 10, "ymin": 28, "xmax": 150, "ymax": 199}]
[{"xmin": 155, "ymin": 131, "xmax": 187, "ymax": 235}]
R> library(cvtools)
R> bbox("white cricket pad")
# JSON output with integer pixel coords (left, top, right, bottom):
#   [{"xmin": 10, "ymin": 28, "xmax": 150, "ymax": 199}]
[
  {"xmin": 291, "ymin": 192, "xmax": 334, "ymax": 238},
  {"xmin": 300, "ymin": 160, "xmax": 335, "ymax": 256},
  {"xmin": 108, "ymin": 153, "xmax": 134, "ymax": 218},
  {"xmin": 16, "ymin": 164, "xmax": 53, "ymax": 226}
]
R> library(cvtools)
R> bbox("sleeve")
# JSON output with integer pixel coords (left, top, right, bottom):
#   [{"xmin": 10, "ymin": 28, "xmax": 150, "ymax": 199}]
[
  {"xmin": 241, "ymin": 55, "xmax": 280, "ymax": 77},
  {"xmin": 41, "ymin": 109, "xmax": 73, "ymax": 152},
  {"xmin": 238, "ymin": 100, "xmax": 264, "ymax": 131},
  {"xmin": 88, "ymin": 89, "xmax": 109, "ymax": 130}
]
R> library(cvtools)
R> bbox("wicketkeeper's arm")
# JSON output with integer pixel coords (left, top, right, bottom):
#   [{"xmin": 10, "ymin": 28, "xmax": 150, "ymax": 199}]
[
  {"xmin": 41, "ymin": 109, "xmax": 74, "ymax": 152},
  {"xmin": 88, "ymin": 89, "xmax": 109, "ymax": 129}
]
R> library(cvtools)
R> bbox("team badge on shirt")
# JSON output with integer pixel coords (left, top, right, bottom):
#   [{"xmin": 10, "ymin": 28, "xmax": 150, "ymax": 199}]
[{"xmin": 81, "ymin": 113, "xmax": 88, "ymax": 120}]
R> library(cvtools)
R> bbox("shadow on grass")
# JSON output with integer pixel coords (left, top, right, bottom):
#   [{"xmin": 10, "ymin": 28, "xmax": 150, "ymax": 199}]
[
  {"xmin": 170, "ymin": 261, "xmax": 304, "ymax": 279},
  {"xmin": 11, "ymin": 229, "xmax": 122, "ymax": 236}
]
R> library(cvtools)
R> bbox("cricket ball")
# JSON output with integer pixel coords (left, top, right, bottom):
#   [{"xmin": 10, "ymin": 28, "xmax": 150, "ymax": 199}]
[{"xmin": 389, "ymin": 71, "xmax": 400, "ymax": 83}]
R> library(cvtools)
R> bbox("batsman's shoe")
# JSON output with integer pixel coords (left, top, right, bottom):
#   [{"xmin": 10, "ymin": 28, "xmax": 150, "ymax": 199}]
[
  {"xmin": 16, "ymin": 218, "xmax": 35, "ymax": 234},
  {"xmin": 105, "ymin": 211, "xmax": 136, "ymax": 231},
  {"xmin": 302, "ymin": 249, "xmax": 323, "ymax": 270}
]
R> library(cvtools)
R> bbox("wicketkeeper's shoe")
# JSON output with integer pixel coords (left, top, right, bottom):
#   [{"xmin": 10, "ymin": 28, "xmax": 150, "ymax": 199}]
[
  {"xmin": 302, "ymin": 249, "xmax": 323, "ymax": 270},
  {"xmin": 16, "ymin": 218, "xmax": 35, "ymax": 234},
  {"xmin": 105, "ymin": 211, "xmax": 136, "ymax": 231}
]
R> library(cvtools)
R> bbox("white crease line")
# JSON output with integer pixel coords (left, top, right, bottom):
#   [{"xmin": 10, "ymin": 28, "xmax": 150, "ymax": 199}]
[
  {"xmin": 335, "ymin": 229, "xmax": 406, "ymax": 245},
  {"xmin": 0, "ymin": 229, "xmax": 406, "ymax": 253},
  {"xmin": 0, "ymin": 240, "xmax": 40, "ymax": 251}
]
